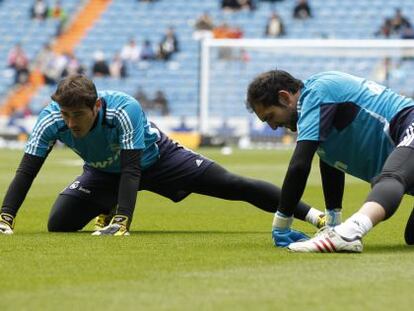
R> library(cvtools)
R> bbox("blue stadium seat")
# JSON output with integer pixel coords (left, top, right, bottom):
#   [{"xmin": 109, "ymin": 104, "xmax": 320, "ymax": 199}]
[
  {"xmin": 2, "ymin": 0, "xmax": 413, "ymax": 116},
  {"xmin": 0, "ymin": 0, "xmax": 81, "ymax": 104}
]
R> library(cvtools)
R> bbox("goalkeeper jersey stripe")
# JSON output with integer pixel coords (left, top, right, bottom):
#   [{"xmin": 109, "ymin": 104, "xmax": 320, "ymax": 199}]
[
  {"xmin": 297, "ymin": 71, "xmax": 414, "ymax": 182},
  {"xmin": 25, "ymin": 90, "xmax": 160, "ymax": 173}
]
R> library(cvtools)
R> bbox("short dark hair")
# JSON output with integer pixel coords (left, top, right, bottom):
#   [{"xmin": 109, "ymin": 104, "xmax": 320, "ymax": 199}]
[
  {"xmin": 51, "ymin": 75, "xmax": 98, "ymax": 110},
  {"xmin": 246, "ymin": 69, "xmax": 303, "ymax": 111}
]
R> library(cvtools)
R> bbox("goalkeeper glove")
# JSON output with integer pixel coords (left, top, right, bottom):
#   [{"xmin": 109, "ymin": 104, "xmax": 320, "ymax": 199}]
[
  {"xmin": 92, "ymin": 215, "xmax": 130, "ymax": 236},
  {"xmin": 316, "ymin": 214, "xmax": 327, "ymax": 229},
  {"xmin": 272, "ymin": 211, "xmax": 309, "ymax": 248},
  {"xmin": 93, "ymin": 213, "xmax": 113, "ymax": 230},
  {"xmin": 0, "ymin": 213, "xmax": 15, "ymax": 235}
]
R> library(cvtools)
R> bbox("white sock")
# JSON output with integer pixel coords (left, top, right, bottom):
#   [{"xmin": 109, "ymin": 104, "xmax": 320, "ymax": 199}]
[
  {"xmin": 334, "ymin": 213, "xmax": 373, "ymax": 240},
  {"xmin": 305, "ymin": 207, "xmax": 324, "ymax": 227}
]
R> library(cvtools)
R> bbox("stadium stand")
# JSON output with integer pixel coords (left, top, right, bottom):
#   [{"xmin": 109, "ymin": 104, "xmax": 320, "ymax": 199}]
[
  {"xmin": 1, "ymin": 0, "xmax": 414, "ymax": 117},
  {"xmin": 0, "ymin": 0, "xmax": 80, "ymax": 100}
]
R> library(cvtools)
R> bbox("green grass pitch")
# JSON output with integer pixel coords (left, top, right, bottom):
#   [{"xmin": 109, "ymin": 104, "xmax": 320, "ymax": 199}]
[{"xmin": 1, "ymin": 147, "xmax": 414, "ymax": 310}]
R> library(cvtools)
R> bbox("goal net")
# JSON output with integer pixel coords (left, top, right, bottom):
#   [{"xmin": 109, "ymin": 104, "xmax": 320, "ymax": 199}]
[{"xmin": 199, "ymin": 39, "xmax": 414, "ymax": 146}]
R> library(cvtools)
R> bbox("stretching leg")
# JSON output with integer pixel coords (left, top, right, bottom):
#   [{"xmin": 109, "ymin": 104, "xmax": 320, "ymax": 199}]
[{"xmin": 190, "ymin": 163, "xmax": 312, "ymax": 221}]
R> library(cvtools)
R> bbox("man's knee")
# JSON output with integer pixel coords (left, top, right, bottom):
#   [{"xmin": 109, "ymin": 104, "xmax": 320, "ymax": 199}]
[
  {"xmin": 368, "ymin": 174, "xmax": 405, "ymax": 219},
  {"xmin": 47, "ymin": 220, "xmax": 76, "ymax": 232},
  {"xmin": 47, "ymin": 194, "xmax": 89, "ymax": 232},
  {"xmin": 47, "ymin": 212, "xmax": 82, "ymax": 232}
]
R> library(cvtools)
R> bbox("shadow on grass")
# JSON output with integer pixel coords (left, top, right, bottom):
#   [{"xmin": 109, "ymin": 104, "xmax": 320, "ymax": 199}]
[
  {"xmin": 366, "ymin": 243, "xmax": 414, "ymax": 253},
  {"xmin": 77, "ymin": 230, "xmax": 269, "ymax": 235},
  {"xmin": 13, "ymin": 230, "xmax": 270, "ymax": 237}
]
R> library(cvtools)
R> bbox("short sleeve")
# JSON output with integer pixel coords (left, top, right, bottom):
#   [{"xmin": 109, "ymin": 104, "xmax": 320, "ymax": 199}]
[
  {"xmin": 24, "ymin": 109, "xmax": 59, "ymax": 157},
  {"xmin": 297, "ymin": 88, "xmax": 322, "ymax": 142},
  {"xmin": 113, "ymin": 99, "xmax": 146, "ymax": 150}
]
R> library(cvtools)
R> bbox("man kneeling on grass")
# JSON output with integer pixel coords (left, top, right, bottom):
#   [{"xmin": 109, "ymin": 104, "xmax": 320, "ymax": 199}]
[
  {"xmin": 246, "ymin": 69, "xmax": 414, "ymax": 253},
  {"xmin": 0, "ymin": 75, "xmax": 324, "ymax": 236}
]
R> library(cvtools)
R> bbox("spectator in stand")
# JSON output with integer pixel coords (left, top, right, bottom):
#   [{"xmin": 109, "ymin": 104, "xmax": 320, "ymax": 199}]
[
  {"xmin": 34, "ymin": 43, "xmax": 55, "ymax": 80},
  {"xmin": 92, "ymin": 50, "xmax": 110, "ymax": 77},
  {"xmin": 195, "ymin": 12, "xmax": 214, "ymax": 31},
  {"xmin": 193, "ymin": 11, "xmax": 215, "ymax": 40},
  {"xmin": 8, "ymin": 43, "xmax": 28, "ymax": 69},
  {"xmin": 213, "ymin": 22, "xmax": 229, "ymax": 39},
  {"xmin": 265, "ymin": 11, "xmax": 285, "ymax": 37},
  {"xmin": 213, "ymin": 22, "xmax": 243, "ymax": 39},
  {"xmin": 13, "ymin": 57, "xmax": 30, "ymax": 86},
  {"xmin": 239, "ymin": 0, "xmax": 255, "ymax": 11},
  {"xmin": 43, "ymin": 53, "xmax": 69, "ymax": 85},
  {"xmin": 36, "ymin": 48, "xmax": 68, "ymax": 85},
  {"xmin": 120, "ymin": 39, "xmax": 140, "ymax": 63},
  {"xmin": 375, "ymin": 18, "xmax": 393, "ymax": 38},
  {"xmin": 152, "ymin": 90, "xmax": 169, "ymax": 116},
  {"xmin": 213, "ymin": 23, "xmax": 243, "ymax": 60},
  {"xmin": 139, "ymin": 40, "xmax": 156, "ymax": 61},
  {"xmin": 48, "ymin": 0, "xmax": 68, "ymax": 36},
  {"xmin": 221, "ymin": 0, "xmax": 255, "ymax": 12},
  {"xmin": 61, "ymin": 52, "xmax": 85, "ymax": 77},
  {"xmin": 31, "ymin": 0, "xmax": 48, "ymax": 20},
  {"xmin": 8, "ymin": 43, "xmax": 30, "ymax": 85},
  {"xmin": 230, "ymin": 26, "xmax": 243, "ymax": 38},
  {"xmin": 134, "ymin": 86, "xmax": 151, "ymax": 110},
  {"xmin": 109, "ymin": 53, "xmax": 127, "ymax": 78},
  {"xmin": 390, "ymin": 8, "xmax": 411, "ymax": 34},
  {"xmin": 158, "ymin": 27, "xmax": 179, "ymax": 61},
  {"xmin": 401, "ymin": 25, "xmax": 414, "ymax": 39},
  {"xmin": 48, "ymin": 0, "xmax": 65, "ymax": 18},
  {"xmin": 293, "ymin": 0, "xmax": 312, "ymax": 19},
  {"xmin": 222, "ymin": 0, "xmax": 241, "ymax": 12}
]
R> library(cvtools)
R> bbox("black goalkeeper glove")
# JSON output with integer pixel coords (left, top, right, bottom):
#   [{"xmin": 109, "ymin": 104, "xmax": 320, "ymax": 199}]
[
  {"xmin": 92, "ymin": 215, "xmax": 130, "ymax": 236},
  {"xmin": 0, "ymin": 213, "xmax": 15, "ymax": 235}
]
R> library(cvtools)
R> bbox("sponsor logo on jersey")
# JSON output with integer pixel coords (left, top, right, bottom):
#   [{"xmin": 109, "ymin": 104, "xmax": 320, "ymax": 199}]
[
  {"xmin": 109, "ymin": 144, "xmax": 120, "ymax": 152},
  {"xmin": 196, "ymin": 159, "xmax": 204, "ymax": 167},
  {"xmin": 88, "ymin": 149, "xmax": 121, "ymax": 169}
]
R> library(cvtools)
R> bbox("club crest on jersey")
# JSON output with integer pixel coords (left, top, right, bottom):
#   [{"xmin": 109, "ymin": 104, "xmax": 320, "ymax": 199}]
[{"xmin": 69, "ymin": 181, "xmax": 80, "ymax": 189}]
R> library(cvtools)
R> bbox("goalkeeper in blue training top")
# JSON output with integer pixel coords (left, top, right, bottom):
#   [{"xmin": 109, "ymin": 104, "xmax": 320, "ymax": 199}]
[
  {"xmin": 246, "ymin": 69, "xmax": 414, "ymax": 252},
  {"xmin": 0, "ymin": 75, "xmax": 324, "ymax": 236}
]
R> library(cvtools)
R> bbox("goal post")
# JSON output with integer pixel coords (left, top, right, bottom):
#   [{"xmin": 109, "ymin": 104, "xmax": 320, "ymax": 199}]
[{"xmin": 199, "ymin": 38, "xmax": 414, "ymax": 142}]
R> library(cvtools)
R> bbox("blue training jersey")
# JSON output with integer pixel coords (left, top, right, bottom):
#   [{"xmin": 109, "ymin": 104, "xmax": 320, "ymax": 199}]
[
  {"xmin": 297, "ymin": 71, "xmax": 414, "ymax": 182},
  {"xmin": 25, "ymin": 90, "xmax": 161, "ymax": 173}
]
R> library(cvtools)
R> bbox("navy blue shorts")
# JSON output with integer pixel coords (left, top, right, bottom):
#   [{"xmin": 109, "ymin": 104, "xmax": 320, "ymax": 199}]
[
  {"xmin": 61, "ymin": 130, "xmax": 214, "ymax": 209},
  {"xmin": 380, "ymin": 106, "xmax": 414, "ymax": 195}
]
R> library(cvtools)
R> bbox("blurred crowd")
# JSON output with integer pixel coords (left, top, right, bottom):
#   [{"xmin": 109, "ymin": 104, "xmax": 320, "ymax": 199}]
[
  {"xmin": 376, "ymin": 8, "xmax": 414, "ymax": 39},
  {"xmin": 3, "ymin": 0, "xmax": 414, "ymax": 119}
]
